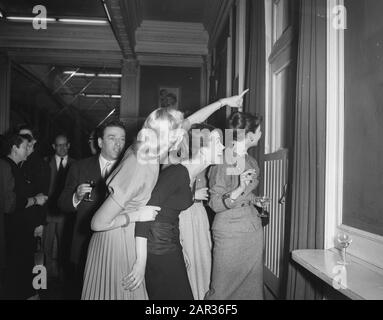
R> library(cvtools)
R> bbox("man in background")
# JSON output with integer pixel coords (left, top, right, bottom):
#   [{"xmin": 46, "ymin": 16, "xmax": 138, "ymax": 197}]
[{"xmin": 44, "ymin": 134, "xmax": 75, "ymax": 284}]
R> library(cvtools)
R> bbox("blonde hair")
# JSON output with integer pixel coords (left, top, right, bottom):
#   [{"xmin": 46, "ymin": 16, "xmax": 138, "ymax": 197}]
[{"xmin": 135, "ymin": 107, "xmax": 184, "ymax": 160}]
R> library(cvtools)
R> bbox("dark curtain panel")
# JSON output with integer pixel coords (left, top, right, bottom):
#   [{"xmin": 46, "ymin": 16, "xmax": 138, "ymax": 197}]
[
  {"xmin": 244, "ymin": 0, "xmax": 265, "ymax": 189},
  {"xmin": 285, "ymin": 0, "xmax": 327, "ymax": 300}
]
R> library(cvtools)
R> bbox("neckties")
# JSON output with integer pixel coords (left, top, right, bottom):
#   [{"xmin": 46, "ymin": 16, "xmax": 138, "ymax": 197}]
[
  {"xmin": 102, "ymin": 161, "xmax": 112, "ymax": 179},
  {"xmin": 58, "ymin": 157, "xmax": 64, "ymax": 172}
]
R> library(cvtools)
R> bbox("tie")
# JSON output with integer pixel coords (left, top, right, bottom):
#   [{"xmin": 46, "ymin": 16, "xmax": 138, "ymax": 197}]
[
  {"xmin": 58, "ymin": 157, "xmax": 64, "ymax": 172},
  {"xmin": 102, "ymin": 161, "xmax": 112, "ymax": 179}
]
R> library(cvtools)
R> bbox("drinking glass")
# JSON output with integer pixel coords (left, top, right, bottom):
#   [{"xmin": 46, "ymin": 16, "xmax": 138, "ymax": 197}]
[
  {"xmin": 337, "ymin": 233, "xmax": 352, "ymax": 265},
  {"xmin": 254, "ymin": 195, "xmax": 271, "ymax": 218},
  {"xmin": 83, "ymin": 180, "xmax": 96, "ymax": 202}
]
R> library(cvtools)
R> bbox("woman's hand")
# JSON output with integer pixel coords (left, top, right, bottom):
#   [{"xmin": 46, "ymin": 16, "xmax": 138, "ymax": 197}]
[
  {"xmin": 194, "ymin": 187, "xmax": 209, "ymax": 201},
  {"xmin": 239, "ymin": 169, "xmax": 256, "ymax": 190},
  {"xmin": 122, "ymin": 261, "xmax": 146, "ymax": 291},
  {"xmin": 220, "ymin": 89, "xmax": 249, "ymax": 109},
  {"xmin": 129, "ymin": 205, "xmax": 161, "ymax": 222}
]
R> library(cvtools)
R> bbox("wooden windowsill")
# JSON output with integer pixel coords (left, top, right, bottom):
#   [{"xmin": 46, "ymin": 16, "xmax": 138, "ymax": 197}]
[{"xmin": 292, "ymin": 249, "xmax": 383, "ymax": 300}]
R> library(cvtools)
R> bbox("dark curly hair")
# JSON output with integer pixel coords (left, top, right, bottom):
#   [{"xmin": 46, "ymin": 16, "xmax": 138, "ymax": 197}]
[{"xmin": 228, "ymin": 112, "xmax": 262, "ymax": 141}]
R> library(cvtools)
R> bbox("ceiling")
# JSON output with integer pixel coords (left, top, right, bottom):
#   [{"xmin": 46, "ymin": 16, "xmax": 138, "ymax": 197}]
[
  {"xmin": 0, "ymin": 0, "xmax": 106, "ymax": 18},
  {"xmin": 141, "ymin": 0, "xmax": 208, "ymax": 23}
]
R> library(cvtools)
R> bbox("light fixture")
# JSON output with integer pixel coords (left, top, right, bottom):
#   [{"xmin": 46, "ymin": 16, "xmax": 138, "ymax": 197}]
[
  {"xmin": 98, "ymin": 74, "xmax": 122, "ymax": 78},
  {"xmin": 63, "ymin": 71, "xmax": 95, "ymax": 77},
  {"xmin": 6, "ymin": 16, "xmax": 56, "ymax": 22},
  {"xmin": 97, "ymin": 108, "xmax": 116, "ymax": 127},
  {"xmin": 102, "ymin": 1, "xmax": 112, "ymax": 22},
  {"xmin": 0, "ymin": 10, "xmax": 4, "ymax": 18},
  {"xmin": 63, "ymin": 71, "xmax": 122, "ymax": 78},
  {"xmin": 81, "ymin": 94, "xmax": 121, "ymax": 99},
  {"xmin": 58, "ymin": 18, "xmax": 108, "ymax": 25}
]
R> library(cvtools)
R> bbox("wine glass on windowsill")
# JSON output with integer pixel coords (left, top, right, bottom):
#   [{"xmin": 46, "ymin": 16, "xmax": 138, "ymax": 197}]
[{"xmin": 337, "ymin": 233, "xmax": 352, "ymax": 265}]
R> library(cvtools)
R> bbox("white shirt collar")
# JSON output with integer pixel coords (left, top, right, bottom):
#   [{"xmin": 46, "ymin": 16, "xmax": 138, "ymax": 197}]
[
  {"xmin": 55, "ymin": 154, "xmax": 68, "ymax": 169},
  {"xmin": 99, "ymin": 154, "xmax": 116, "ymax": 172}
]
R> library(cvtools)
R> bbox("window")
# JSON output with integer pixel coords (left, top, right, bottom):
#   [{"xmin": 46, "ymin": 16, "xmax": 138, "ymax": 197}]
[{"xmin": 325, "ymin": 0, "xmax": 383, "ymax": 269}]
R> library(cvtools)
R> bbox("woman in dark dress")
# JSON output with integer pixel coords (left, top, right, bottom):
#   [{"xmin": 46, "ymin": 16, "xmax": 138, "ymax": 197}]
[
  {"xmin": 2, "ymin": 134, "xmax": 48, "ymax": 299},
  {"xmin": 125, "ymin": 124, "xmax": 225, "ymax": 300}
]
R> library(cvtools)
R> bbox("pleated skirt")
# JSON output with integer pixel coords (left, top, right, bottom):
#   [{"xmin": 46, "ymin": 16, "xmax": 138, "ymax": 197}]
[
  {"xmin": 81, "ymin": 222, "xmax": 148, "ymax": 300},
  {"xmin": 179, "ymin": 202, "xmax": 212, "ymax": 300}
]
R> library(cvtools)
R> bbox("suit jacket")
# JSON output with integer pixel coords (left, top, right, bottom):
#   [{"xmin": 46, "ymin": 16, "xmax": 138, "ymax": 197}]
[
  {"xmin": 20, "ymin": 151, "xmax": 51, "ymax": 227},
  {"xmin": 0, "ymin": 158, "xmax": 16, "ymax": 269},
  {"xmin": 47, "ymin": 155, "xmax": 75, "ymax": 223},
  {"xmin": 58, "ymin": 155, "xmax": 108, "ymax": 269}
]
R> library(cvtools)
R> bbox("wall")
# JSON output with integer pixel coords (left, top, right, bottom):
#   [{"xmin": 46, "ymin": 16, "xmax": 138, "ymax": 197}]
[{"xmin": 139, "ymin": 66, "xmax": 201, "ymax": 117}]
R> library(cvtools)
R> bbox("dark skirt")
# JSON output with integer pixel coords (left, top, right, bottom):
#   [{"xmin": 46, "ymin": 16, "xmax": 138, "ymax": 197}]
[{"xmin": 145, "ymin": 248, "xmax": 193, "ymax": 300}]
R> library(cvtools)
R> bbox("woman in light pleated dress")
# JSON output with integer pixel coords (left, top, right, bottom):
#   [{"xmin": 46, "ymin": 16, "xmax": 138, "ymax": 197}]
[
  {"xmin": 179, "ymin": 171, "xmax": 212, "ymax": 300},
  {"xmin": 81, "ymin": 93, "xmax": 249, "ymax": 300}
]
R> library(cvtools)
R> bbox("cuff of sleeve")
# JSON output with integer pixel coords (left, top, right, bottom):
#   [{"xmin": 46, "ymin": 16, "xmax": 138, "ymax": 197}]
[{"xmin": 72, "ymin": 193, "xmax": 80, "ymax": 208}]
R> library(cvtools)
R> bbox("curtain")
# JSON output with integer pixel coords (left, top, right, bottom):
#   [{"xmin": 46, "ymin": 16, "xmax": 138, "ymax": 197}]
[
  {"xmin": 244, "ymin": 0, "xmax": 266, "ymax": 184},
  {"xmin": 285, "ymin": 0, "xmax": 327, "ymax": 300}
]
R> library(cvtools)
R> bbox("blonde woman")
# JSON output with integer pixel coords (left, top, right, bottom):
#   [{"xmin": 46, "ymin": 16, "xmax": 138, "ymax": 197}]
[{"xmin": 81, "ymin": 91, "xmax": 248, "ymax": 300}]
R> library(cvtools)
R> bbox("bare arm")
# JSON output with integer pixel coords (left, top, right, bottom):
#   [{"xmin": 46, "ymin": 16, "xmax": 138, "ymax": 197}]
[
  {"xmin": 91, "ymin": 196, "xmax": 159, "ymax": 232},
  {"xmin": 122, "ymin": 236, "xmax": 147, "ymax": 291},
  {"xmin": 186, "ymin": 89, "xmax": 249, "ymax": 125}
]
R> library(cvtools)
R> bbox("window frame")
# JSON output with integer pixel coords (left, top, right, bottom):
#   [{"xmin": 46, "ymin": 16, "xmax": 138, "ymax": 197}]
[{"xmin": 325, "ymin": 0, "xmax": 383, "ymax": 269}]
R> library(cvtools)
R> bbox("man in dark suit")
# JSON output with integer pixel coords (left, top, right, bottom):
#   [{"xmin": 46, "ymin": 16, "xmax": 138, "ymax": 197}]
[
  {"xmin": 58, "ymin": 120, "xmax": 126, "ymax": 298},
  {"xmin": 44, "ymin": 134, "xmax": 75, "ymax": 282},
  {"xmin": 0, "ymin": 157, "xmax": 16, "ymax": 298}
]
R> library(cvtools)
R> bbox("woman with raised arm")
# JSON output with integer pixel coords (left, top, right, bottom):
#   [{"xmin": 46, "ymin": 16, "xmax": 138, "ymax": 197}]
[
  {"xmin": 125, "ymin": 124, "xmax": 224, "ymax": 300},
  {"xmin": 81, "ymin": 91, "xmax": 248, "ymax": 300}
]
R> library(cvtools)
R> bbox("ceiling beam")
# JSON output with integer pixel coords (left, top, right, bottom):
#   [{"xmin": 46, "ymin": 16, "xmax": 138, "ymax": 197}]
[
  {"xmin": 204, "ymin": 0, "xmax": 234, "ymax": 49},
  {"xmin": 104, "ymin": 0, "xmax": 142, "ymax": 58},
  {"xmin": 0, "ymin": 21, "xmax": 123, "ymax": 67}
]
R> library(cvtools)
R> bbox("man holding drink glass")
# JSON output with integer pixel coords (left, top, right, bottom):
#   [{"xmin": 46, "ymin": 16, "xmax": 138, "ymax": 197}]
[{"xmin": 58, "ymin": 120, "xmax": 126, "ymax": 298}]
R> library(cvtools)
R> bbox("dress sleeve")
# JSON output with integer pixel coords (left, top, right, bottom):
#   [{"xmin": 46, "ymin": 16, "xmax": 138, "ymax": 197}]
[
  {"xmin": 107, "ymin": 149, "xmax": 143, "ymax": 210},
  {"xmin": 208, "ymin": 164, "xmax": 235, "ymax": 213}
]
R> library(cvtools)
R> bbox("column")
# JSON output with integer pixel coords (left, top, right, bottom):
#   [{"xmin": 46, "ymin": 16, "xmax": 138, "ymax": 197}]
[
  {"xmin": 0, "ymin": 54, "xmax": 11, "ymax": 134},
  {"xmin": 120, "ymin": 59, "xmax": 140, "ymax": 131}
]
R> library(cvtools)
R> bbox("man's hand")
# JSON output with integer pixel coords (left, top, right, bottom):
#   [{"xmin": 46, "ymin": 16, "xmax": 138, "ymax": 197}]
[{"xmin": 74, "ymin": 183, "xmax": 93, "ymax": 202}]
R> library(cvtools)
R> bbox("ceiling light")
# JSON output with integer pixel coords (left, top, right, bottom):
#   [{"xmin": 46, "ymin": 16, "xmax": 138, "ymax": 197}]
[
  {"xmin": 64, "ymin": 71, "xmax": 122, "ymax": 78},
  {"xmin": 6, "ymin": 16, "xmax": 56, "ymax": 22},
  {"xmin": 63, "ymin": 71, "xmax": 95, "ymax": 77},
  {"xmin": 0, "ymin": 10, "xmax": 4, "ymax": 18},
  {"xmin": 82, "ymin": 94, "xmax": 121, "ymax": 99},
  {"xmin": 102, "ymin": 2, "xmax": 112, "ymax": 22},
  {"xmin": 98, "ymin": 74, "xmax": 122, "ymax": 78},
  {"xmin": 58, "ymin": 18, "xmax": 108, "ymax": 25}
]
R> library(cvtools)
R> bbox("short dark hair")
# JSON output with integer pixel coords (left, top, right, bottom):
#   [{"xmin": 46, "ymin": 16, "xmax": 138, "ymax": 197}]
[
  {"xmin": 17, "ymin": 124, "xmax": 36, "ymax": 139},
  {"xmin": 228, "ymin": 112, "xmax": 262, "ymax": 141},
  {"xmin": 3, "ymin": 133, "xmax": 29, "ymax": 156},
  {"xmin": 96, "ymin": 119, "xmax": 126, "ymax": 139},
  {"xmin": 53, "ymin": 133, "xmax": 69, "ymax": 144}
]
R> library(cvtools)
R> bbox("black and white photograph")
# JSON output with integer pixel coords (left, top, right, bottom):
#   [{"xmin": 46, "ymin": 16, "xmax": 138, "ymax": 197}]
[{"xmin": 0, "ymin": 0, "xmax": 382, "ymax": 307}]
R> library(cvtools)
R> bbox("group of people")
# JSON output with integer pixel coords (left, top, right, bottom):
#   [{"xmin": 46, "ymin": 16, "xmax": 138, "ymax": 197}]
[{"xmin": 0, "ymin": 89, "xmax": 267, "ymax": 300}]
